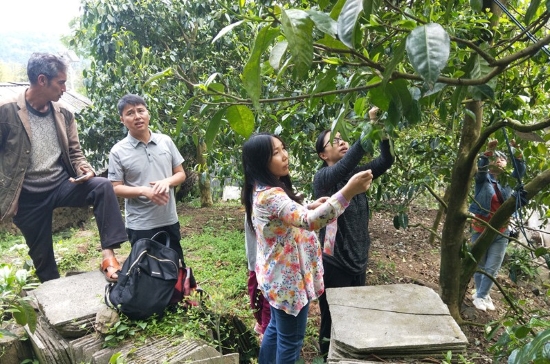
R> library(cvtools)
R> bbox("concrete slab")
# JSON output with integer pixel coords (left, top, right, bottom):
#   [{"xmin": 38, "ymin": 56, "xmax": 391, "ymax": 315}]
[
  {"xmin": 24, "ymin": 272, "xmax": 242, "ymax": 364},
  {"xmin": 27, "ymin": 271, "xmax": 108, "ymax": 338},
  {"xmin": 326, "ymin": 284, "xmax": 467, "ymax": 361}
]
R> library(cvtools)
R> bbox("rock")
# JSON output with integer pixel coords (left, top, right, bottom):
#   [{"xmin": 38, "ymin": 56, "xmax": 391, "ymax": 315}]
[
  {"xmin": 0, "ymin": 323, "xmax": 34, "ymax": 363},
  {"xmin": 95, "ymin": 306, "xmax": 119, "ymax": 334}
]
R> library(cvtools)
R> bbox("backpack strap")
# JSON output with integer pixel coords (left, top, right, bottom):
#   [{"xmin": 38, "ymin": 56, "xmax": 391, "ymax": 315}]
[{"xmin": 151, "ymin": 231, "xmax": 171, "ymax": 247}]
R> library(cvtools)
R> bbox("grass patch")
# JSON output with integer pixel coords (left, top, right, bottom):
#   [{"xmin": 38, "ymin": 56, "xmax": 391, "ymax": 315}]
[{"xmin": 184, "ymin": 230, "xmax": 247, "ymax": 298}]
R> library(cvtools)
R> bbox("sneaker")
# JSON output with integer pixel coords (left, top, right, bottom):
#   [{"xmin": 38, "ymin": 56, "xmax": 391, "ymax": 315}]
[
  {"xmin": 484, "ymin": 296, "xmax": 495, "ymax": 311},
  {"xmin": 472, "ymin": 297, "xmax": 487, "ymax": 311}
]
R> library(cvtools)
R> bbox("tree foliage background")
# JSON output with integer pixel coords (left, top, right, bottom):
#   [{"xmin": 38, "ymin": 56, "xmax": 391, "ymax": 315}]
[{"xmin": 70, "ymin": 0, "xmax": 550, "ymax": 348}]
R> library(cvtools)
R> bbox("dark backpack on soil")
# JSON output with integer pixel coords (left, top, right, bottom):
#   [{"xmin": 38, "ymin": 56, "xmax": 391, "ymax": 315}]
[{"xmin": 105, "ymin": 231, "xmax": 179, "ymax": 320}]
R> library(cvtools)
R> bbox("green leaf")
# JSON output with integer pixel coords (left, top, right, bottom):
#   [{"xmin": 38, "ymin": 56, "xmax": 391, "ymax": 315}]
[
  {"xmin": 405, "ymin": 23, "xmax": 450, "ymax": 89},
  {"xmin": 470, "ymin": 0, "xmax": 483, "ymax": 12},
  {"xmin": 12, "ymin": 299, "xmax": 36, "ymax": 333},
  {"xmin": 212, "ymin": 20, "xmax": 245, "ymax": 43},
  {"xmin": 205, "ymin": 108, "xmax": 226, "ymax": 149},
  {"xmin": 242, "ymin": 26, "xmax": 280, "ymax": 109},
  {"xmin": 468, "ymin": 53, "xmax": 496, "ymax": 90},
  {"xmin": 281, "ymin": 9, "xmax": 314, "ymax": 79},
  {"xmin": 393, "ymin": 213, "xmax": 409, "ymax": 229},
  {"xmin": 515, "ymin": 325, "xmax": 531, "ymax": 339},
  {"xmin": 330, "ymin": 107, "xmax": 349, "ymax": 142},
  {"xmin": 143, "ymin": 67, "xmax": 173, "ymax": 88},
  {"xmin": 176, "ymin": 97, "xmax": 195, "ymax": 137},
  {"xmin": 525, "ymin": 0, "xmax": 541, "ymax": 24},
  {"xmin": 337, "ymin": 0, "xmax": 364, "ymax": 49},
  {"xmin": 269, "ymin": 41, "xmax": 288, "ymax": 71},
  {"xmin": 354, "ymin": 97, "xmax": 368, "ymax": 117},
  {"xmin": 469, "ymin": 84, "xmax": 494, "ymax": 101},
  {"xmin": 382, "ymin": 38, "xmax": 406, "ymax": 88},
  {"xmin": 509, "ymin": 328, "xmax": 550, "ymax": 364},
  {"xmin": 321, "ymin": 31, "xmax": 350, "ymax": 50},
  {"xmin": 363, "ymin": 0, "xmax": 381, "ymax": 19},
  {"xmin": 386, "ymin": 79, "xmax": 412, "ymax": 115},
  {"xmin": 306, "ymin": 10, "xmax": 337, "ymax": 38},
  {"xmin": 534, "ymin": 247, "xmax": 549, "ymax": 257},
  {"xmin": 450, "ymin": 85, "xmax": 467, "ymax": 112},
  {"xmin": 206, "ymin": 83, "xmax": 225, "ymax": 95},
  {"xmin": 311, "ymin": 69, "xmax": 338, "ymax": 95},
  {"xmin": 226, "ymin": 105, "xmax": 255, "ymax": 138},
  {"xmin": 330, "ymin": 0, "xmax": 348, "ymax": 19}
]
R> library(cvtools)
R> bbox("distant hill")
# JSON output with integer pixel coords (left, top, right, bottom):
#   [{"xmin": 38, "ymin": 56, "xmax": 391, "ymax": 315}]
[{"xmin": 0, "ymin": 30, "xmax": 70, "ymax": 64}]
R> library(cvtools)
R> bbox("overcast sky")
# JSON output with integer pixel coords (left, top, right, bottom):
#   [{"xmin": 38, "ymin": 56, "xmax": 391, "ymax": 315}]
[{"xmin": 0, "ymin": 0, "xmax": 81, "ymax": 34}]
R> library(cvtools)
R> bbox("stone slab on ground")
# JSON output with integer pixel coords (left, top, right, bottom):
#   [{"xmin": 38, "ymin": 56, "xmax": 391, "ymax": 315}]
[
  {"xmin": 25, "ymin": 315, "xmax": 72, "ymax": 364},
  {"xmin": 326, "ymin": 284, "xmax": 468, "ymax": 362},
  {"xmin": 90, "ymin": 336, "xmax": 234, "ymax": 364},
  {"xmin": 69, "ymin": 333, "xmax": 105, "ymax": 363},
  {"xmin": 24, "ymin": 272, "xmax": 242, "ymax": 364},
  {"xmin": 27, "ymin": 271, "xmax": 107, "ymax": 338}
]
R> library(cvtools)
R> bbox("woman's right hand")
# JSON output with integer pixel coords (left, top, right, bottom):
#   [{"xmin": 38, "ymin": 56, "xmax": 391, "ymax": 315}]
[{"xmin": 340, "ymin": 170, "xmax": 373, "ymax": 201}]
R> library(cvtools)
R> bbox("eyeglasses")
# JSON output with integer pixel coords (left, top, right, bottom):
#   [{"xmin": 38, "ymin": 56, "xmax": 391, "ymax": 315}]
[{"xmin": 324, "ymin": 137, "xmax": 344, "ymax": 149}]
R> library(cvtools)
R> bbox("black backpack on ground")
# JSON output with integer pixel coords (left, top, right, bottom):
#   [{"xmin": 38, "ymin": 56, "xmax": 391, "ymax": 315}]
[{"xmin": 105, "ymin": 231, "xmax": 179, "ymax": 320}]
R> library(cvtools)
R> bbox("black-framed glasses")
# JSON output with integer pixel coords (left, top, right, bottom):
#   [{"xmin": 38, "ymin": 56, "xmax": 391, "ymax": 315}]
[{"xmin": 324, "ymin": 137, "xmax": 344, "ymax": 149}]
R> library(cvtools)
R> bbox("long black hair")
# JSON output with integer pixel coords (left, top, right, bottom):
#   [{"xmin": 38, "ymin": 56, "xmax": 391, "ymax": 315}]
[
  {"xmin": 241, "ymin": 133, "xmax": 303, "ymax": 230},
  {"xmin": 315, "ymin": 130, "xmax": 331, "ymax": 167}
]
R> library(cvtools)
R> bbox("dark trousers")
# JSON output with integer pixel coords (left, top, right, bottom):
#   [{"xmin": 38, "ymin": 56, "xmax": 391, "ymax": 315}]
[
  {"xmin": 318, "ymin": 261, "xmax": 366, "ymax": 359},
  {"xmin": 13, "ymin": 177, "xmax": 127, "ymax": 283},
  {"xmin": 126, "ymin": 222, "xmax": 185, "ymax": 267}
]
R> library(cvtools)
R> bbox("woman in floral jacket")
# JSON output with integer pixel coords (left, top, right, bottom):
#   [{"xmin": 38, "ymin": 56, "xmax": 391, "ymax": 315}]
[{"xmin": 241, "ymin": 133, "xmax": 373, "ymax": 363}]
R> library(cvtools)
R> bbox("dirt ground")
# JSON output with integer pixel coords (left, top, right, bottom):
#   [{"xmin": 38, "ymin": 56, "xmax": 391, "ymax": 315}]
[{"xmin": 177, "ymin": 202, "xmax": 550, "ymax": 363}]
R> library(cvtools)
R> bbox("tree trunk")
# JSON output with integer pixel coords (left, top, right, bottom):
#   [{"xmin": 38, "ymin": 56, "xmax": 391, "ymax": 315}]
[
  {"xmin": 197, "ymin": 139, "xmax": 213, "ymax": 207},
  {"xmin": 439, "ymin": 100, "xmax": 482, "ymax": 321}
]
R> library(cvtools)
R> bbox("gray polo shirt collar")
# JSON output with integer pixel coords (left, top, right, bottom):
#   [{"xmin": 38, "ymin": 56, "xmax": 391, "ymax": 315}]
[{"xmin": 126, "ymin": 130, "xmax": 160, "ymax": 147}]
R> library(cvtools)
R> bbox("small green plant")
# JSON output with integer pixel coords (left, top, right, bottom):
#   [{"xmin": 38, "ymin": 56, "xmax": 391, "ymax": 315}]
[
  {"xmin": 108, "ymin": 351, "xmax": 127, "ymax": 364},
  {"xmin": 103, "ymin": 315, "xmax": 148, "ymax": 347},
  {"xmin": 506, "ymin": 248, "xmax": 539, "ymax": 283},
  {"xmin": 0, "ymin": 264, "xmax": 40, "ymax": 336},
  {"xmin": 20, "ymin": 359, "xmax": 39, "ymax": 364},
  {"xmin": 441, "ymin": 350, "xmax": 475, "ymax": 364}
]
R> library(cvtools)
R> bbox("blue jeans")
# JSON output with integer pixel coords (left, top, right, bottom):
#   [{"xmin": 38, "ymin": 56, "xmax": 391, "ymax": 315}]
[
  {"xmin": 472, "ymin": 231, "xmax": 509, "ymax": 298},
  {"xmin": 259, "ymin": 302, "xmax": 309, "ymax": 364}
]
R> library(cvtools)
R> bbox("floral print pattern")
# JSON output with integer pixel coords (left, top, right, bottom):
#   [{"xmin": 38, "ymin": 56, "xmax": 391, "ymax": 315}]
[{"xmin": 252, "ymin": 185, "xmax": 348, "ymax": 316}]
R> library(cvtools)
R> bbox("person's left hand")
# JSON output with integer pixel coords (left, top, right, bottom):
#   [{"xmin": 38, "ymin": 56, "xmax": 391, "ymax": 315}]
[{"xmin": 70, "ymin": 167, "xmax": 94, "ymax": 183}]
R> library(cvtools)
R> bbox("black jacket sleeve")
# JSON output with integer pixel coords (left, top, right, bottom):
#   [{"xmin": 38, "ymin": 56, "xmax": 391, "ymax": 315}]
[{"xmin": 313, "ymin": 139, "xmax": 394, "ymax": 199}]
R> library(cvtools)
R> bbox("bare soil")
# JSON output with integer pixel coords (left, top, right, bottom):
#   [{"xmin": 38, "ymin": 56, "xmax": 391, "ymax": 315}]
[{"xmin": 176, "ymin": 203, "xmax": 550, "ymax": 363}]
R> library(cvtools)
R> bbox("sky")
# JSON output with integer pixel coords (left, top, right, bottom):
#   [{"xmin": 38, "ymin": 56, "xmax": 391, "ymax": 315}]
[{"xmin": 0, "ymin": 0, "xmax": 81, "ymax": 34}]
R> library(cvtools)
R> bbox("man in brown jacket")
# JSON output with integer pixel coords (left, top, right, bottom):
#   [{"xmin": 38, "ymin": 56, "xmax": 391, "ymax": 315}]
[{"xmin": 0, "ymin": 52, "xmax": 127, "ymax": 282}]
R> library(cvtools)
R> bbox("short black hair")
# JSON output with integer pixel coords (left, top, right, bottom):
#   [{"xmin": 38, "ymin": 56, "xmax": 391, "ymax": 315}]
[
  {"xmin": 117, "ymin": 94, "xmax": 147, "ymax": 115},
  {"xmin": 27, "ymin": 53, "xmax": 67, "ymax": 85}
]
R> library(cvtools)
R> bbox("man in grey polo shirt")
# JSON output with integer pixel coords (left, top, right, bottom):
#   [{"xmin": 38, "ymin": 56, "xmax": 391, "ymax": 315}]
[{"xmin": 108, "ymin": 94, "xmax": 186, "ymax": 263}]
